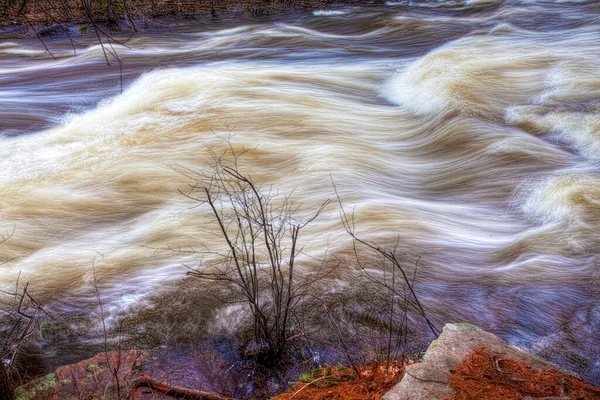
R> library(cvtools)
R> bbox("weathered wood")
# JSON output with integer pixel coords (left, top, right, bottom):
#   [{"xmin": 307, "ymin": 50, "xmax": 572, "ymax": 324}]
[{"xmin": 132, "ymin": 373, "xmax": 232, "ymax": 400}]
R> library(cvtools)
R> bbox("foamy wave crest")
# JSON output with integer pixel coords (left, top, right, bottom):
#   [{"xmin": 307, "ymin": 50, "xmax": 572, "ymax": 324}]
[
  {"xmin": 465, "ymin": 0, "xmax": 500, "ymax": 5},
  {"xmin": 312, "ymin": 10, "xmax": 347, "ymax": 16},
  {"xmin": 380, "ymin": 36, "xmax": 547, "ymax": 119},
  {"xmin": 522, "ymin": 173, "xmax": 600, "ymax": 224},
  {"xmin": 506, "ymin": 58, "xmax": 600, "ymax": 160},
  {"xmin": 515, "ymin": 172, "xmax": 600, "ymax": 257},
  {"xmin": 381, "ymin": 28, "xmax": 600, "ymax": 123}
]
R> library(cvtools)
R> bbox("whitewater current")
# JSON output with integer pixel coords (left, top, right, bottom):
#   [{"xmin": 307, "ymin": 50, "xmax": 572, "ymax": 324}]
[{"xmin": 1, "ymin": 0, "xmax": 599, "ymax": 384}]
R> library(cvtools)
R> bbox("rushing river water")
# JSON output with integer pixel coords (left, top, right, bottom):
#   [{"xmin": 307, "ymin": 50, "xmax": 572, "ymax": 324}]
[{"xmin": 1, "ymin": 0, "xmax": 600, "ymax": 387}]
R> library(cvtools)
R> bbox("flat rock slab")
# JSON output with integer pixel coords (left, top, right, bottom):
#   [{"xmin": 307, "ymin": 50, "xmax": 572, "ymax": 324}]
[
  {"xmin": 14, "ymin": 348, "xmax": 230, "ymax": 400},
  {"xmin": 382, "ymin": 322, "xmax": 576, "ymax": 400}
]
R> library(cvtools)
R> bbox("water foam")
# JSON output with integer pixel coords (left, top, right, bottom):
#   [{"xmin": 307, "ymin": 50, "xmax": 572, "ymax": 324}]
[
  {"xmin": 312, "ymin": 10, "xmax": 347, "ymax": 16},
  {"xmin": 382, "ymin": 28, "xmax": 600, "ymax": 128}
]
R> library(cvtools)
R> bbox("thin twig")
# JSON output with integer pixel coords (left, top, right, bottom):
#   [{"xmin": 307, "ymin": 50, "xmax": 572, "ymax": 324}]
[{"xmin": 290, "ymin": 373, "xmax": 342, "ymax": 399}]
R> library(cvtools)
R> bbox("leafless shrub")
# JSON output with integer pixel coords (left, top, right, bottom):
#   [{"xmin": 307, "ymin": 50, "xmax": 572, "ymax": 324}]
[
  {"xmin": 334, "ymin": 182, "xmax": 439, "ymax": 337},
  {"xmin": 332, "ymin": 181, "xmax": 440, "ymax": 370},
  {"xmin": 0, "ymin": 227, "xmax": 47, "ymax": 400},
  {"xmin": 89, "ymin": 262, "xmax": 140, "ymax": 399},
  {"xmin": 178, "ymin": 154, "xmax": 333, "ymax": 367}
]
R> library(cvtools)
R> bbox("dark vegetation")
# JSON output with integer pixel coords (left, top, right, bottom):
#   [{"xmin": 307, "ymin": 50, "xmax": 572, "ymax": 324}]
[
  {"xmin": 0, "ymin": 229, "xmax": 48, "ymax": 400},
  {"xmin": 0, "ymin": 0, "xmax": 339, "ymax": 87},
  {"xmin": 0, "ymin": 0, "xmax": 333, "ymax": 29}
]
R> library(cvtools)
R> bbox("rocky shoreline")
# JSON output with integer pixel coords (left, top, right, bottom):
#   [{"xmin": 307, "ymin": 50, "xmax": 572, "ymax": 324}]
[{"xmin": 14, "ymin": 323, "xmax": 600, "ymax": 400}]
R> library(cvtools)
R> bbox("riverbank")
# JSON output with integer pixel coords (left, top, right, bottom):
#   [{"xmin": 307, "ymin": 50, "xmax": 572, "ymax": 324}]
[
  {"xmin": 14, "ymin": 324, "xmax": 600, "ymax": 399},
  {"xmin": 13, "ymin": 348, "xmax": 407, "ymax": 399},
  {"xmin": 0, "ymin": 0, "xmax": 381, "ymax": 36}
]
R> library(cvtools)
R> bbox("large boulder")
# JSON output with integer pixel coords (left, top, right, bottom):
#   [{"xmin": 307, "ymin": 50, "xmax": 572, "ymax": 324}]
[{"xmin": 382, "ymin": 322, "xmax": 576, "ymax": 400}]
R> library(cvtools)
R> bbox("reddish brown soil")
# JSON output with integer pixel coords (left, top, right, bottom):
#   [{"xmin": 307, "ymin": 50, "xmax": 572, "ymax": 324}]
[
  {"xmin": 444, "ymin": 347, "xmax": 600, "ymax": 400},
  {"xmin": 272, "ymin": 360, "xmax": 409, "ymax": 400}
]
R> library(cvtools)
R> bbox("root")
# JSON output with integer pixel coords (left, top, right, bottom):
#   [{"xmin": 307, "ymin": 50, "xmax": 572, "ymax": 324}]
[{"xmin": 132, "ymin": 374, "xmax": 231, "ymax": 400}]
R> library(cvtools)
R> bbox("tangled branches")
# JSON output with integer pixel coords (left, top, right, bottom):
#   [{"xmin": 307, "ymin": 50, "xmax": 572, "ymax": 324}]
[{"xmin": 180, "ymin": 158, "xmax": 331, "ymax": 366}]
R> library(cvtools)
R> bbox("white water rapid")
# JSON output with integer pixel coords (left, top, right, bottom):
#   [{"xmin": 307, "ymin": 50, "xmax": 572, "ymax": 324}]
[{"xmin": 1, "ymin": 0, "xmax": 599, "ymax": 384}]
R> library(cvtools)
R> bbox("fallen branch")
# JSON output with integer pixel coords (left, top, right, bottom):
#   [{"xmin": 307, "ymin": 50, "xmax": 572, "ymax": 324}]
[
  {"xmin": 290, "ymin": 373, "xmax": 342, "ymax": 399},
  {"xmin": 132, "ymin": 374, "xmax": 231, "ymax": 400}
]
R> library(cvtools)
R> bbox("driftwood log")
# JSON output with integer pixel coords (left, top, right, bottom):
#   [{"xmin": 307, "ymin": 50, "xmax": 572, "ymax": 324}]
[{"xmin": 132, "ymin": 373, "xmax": 232, "ymax": 400}]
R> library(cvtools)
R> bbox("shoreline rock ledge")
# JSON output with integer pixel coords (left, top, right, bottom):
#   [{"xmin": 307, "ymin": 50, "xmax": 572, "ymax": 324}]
[{"xmin": 382, "ymin": 322, "xmax": 578, "ymax": 400}]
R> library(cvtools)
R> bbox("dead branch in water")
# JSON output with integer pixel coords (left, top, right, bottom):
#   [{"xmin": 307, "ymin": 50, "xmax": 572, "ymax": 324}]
[{"xmin": 332, "ymin": 178, "xmax": 440, "ymax": 340}]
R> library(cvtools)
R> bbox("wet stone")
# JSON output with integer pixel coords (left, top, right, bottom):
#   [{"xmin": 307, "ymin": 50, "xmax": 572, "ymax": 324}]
[{"xmin": 382, "ymin": 323, "xmax": 577, "ymax": 400}]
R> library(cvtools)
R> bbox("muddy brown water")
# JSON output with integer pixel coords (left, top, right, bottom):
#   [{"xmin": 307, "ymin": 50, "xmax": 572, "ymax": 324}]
[{"xmin": 1, "ymin": 0, "xmax": 600, "ymax": 391}]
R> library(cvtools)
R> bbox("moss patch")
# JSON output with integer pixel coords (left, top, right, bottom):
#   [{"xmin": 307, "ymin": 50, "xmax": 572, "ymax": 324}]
[{"xmin": 86, "ymin": 363, "xmax": 104, "ymax": 373}]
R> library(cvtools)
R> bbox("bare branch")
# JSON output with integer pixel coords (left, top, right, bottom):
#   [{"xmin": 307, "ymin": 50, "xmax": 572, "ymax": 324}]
[
  {"xmin": 179, "ymin": 151, "xmax": 331, "ymax": 364},
  {"xmin": 332, "ymin": 177, "xmax": 439, "ymax": 338}
]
